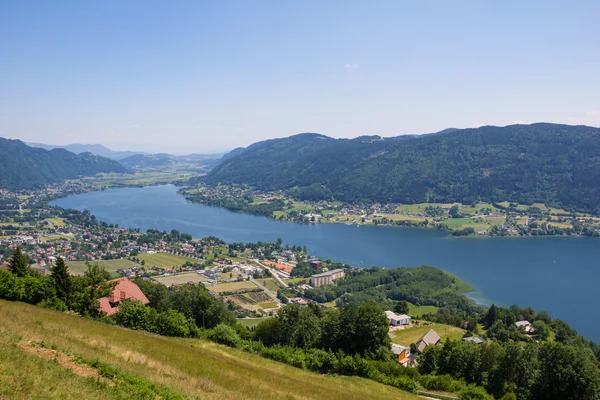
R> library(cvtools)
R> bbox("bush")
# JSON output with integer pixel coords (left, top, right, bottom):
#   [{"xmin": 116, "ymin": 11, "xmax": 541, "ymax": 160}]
[
  {"xmin": 388, "ymin": 375, "xmax": 419, "ymax": 394},
  {"xmin": 0, "ymin": 270, "xmax": 24, "ymax": 301},
  {"xmin": 155, "ymin": 310, "xmax": 191, "ymax": 337},
  {"xmin": 115, "ymin": 299, "xmax": 156, "ymax": 331},
  {"xmin": 334, "ymin": 354, "xmax": 372, "ymax": 377},
  {"xmin": 209, "ymin": 324, "xmax": 241, "ymax": 347},
  {"xmin": 304, "ymin": 348, "xmax": 337, "ymax": 373},
  {"xmin": 420, "ymin": 374, "xmax": 464, "ymax": 392},
  {"xmin": 459, "ymin": 384, "xmax": 493, "ymax": 400}
]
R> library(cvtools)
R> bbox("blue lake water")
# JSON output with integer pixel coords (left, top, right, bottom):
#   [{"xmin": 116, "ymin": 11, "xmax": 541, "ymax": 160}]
[{"xmin": 52, "ymin": 185, "xmax": 600, "ymax": 342}]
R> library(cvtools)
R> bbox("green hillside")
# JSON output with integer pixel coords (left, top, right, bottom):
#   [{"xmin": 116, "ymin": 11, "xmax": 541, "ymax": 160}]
[
  {"xmin": 206, "ymin": 123, "xmax": 600, "ymax": 212},
  {"xmin": 0, "ymin": 300, "xmax": 416, "ymax": 400},
  {"xmin": 0, "ymin": 138, "xmax": 129, "ymax": 189}
]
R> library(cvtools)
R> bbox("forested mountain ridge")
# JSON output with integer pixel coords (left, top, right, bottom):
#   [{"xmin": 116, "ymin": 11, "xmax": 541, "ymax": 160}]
[
  {"xmin": 0, "ymin": 138, "xmax": 129, "ymax": 189},
  {"xmin": 206, "ymin": 123, "xmax": 600, "ymax": 212}
]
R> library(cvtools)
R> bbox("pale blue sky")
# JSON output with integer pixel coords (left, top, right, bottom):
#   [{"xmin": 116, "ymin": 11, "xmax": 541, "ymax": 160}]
[{"xmin": 1, "ymin": 1, "xmax": 599, "ymax": 153}]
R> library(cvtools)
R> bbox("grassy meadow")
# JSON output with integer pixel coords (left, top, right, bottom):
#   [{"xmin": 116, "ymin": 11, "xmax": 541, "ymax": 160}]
[
  {"xmin": 136, "ymin": 252, "xmax": 198, "ymax": 268},
  {"xmin": 153, "ymin": 272, "xmax": 208, "ymax": 286},
  {"xmin": 67, "ymin": 259, "xmax": 140, "ymax": 275},
  {"xmin": 390, "ymin": 323, "xmax": 465, "ymax": 346},
  {"xmin": 0, "ymin": 300, "xmax": 416, "ymax": 400}
]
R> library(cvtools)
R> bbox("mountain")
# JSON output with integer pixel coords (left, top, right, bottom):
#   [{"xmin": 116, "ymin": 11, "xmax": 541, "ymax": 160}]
[
  {"xmin": 119, "ymin": 153, "xmax": 175, "ymax": 168},
  {"xmin": 26, "ymin": 142, "xmax": 146, "ymax": 160},
  {"xmin": 120, "ymin": 152, "xmax": 227, "ymax": 168},
  {"xmin": 206, "ymin": 123, "xmax": 600, "ymax": 212},
  {"xmin": 0, "ymin": 138, "xmax": 129, "ymax": 189}
]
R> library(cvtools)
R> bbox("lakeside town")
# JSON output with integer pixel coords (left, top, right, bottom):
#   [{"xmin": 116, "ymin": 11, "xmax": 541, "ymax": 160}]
[
  {"xmin": 181, "ymin": 183, "xmax": 600, "ymax": 237},
  {"xmin": 0, "ymin": 184, "xmax": 567, "ymax": 371}
]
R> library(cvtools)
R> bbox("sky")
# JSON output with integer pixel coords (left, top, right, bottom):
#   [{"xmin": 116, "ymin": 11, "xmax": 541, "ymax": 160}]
[{"xmin": 1, "ymin": 1, "xmax": 599, "ymax": 153}]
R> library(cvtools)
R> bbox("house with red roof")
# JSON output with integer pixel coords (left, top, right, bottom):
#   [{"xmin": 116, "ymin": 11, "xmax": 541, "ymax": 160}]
[{"xmin": 98, "ymin": 278, "xmax": 150, "ymax": 316}]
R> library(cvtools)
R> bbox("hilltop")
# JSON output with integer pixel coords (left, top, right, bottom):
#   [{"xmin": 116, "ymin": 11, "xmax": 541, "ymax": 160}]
[
  {"xmin": 0, "ymin": 300, "xmax": 416, "ymax": 400},
  {"xmin": 0, "ymin": 138, "xmax": 129, "ymax": 190},
  {"xmin": 206, "ymin": 123, "xmax": 600, "ymax": 212}
]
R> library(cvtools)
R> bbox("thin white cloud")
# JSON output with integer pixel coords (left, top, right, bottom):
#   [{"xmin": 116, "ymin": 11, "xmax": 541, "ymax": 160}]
[
  {"xmin": 345, "ymin": 63, "xmax": 359, "ymax": 69},
  {"xmin": 130, "ymin": 124, "xmax": 140, "ymax": 128}
]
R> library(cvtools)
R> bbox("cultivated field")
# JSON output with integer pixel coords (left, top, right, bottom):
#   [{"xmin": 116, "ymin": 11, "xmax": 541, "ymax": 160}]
[
  {"xmin": 209, "ymin": 281, "xmax": 258, "ymax": 293},
  {"xmin": 136, "ymin": 252, "xmax": 198, "ymax": 268},
  {"xmin": 0, "ymin": 301, "xmax": 416, "ymax": 400},
  {"xmin": 390, "ymin": 322, "xmax": 465, "ymax": 346},
  {"xmin": 255, "ymin": 278, "xmax": 281, "ymax": 293},
  {"xmin": 67, "ymin": 259, "xmax": 140, "ymax": 275},
  {"xmin": 153, "ymin": 272, "xmax": 208, "ymax": 286}
]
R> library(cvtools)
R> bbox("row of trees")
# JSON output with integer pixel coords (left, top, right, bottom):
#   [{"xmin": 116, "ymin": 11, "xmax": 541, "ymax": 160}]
[
  {"xmin": 1, "ymin": 247, "xmax": 112, "ymax": 317},
  {"xmin": 420, "ymin": 339, "xmax": 600, "ymax": 400}
]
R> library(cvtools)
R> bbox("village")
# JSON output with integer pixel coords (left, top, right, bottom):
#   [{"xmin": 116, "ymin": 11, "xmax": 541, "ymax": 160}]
[
  {"xmin": 0, "ymin": 185, "xmax": 587, "ymax": 371},
  {"xmin": 180, "ymin": 183, "xmax": 600, "ymax": 237}
]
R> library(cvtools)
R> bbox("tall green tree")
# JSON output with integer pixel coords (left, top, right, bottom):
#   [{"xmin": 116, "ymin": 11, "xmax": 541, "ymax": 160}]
[
  {"xmin": 394, "ymin": 300, "xmax": 410, "ymax": 315},
  {"xmin": 51, "ymin": 256, "xmax": 71, "ymax": 305},
  {"xmin": 8, "ymin": 246, "xmax": 30, "ymax": 277}
]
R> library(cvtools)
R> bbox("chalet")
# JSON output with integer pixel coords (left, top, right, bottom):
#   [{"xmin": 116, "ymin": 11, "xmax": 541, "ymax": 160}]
[
  {"xmin": 385, "ymin": 310, "xmax": 411, "ymax": 326},
  {"xmin": 516, "ymin": 320, "xmax": 535, "ymax": 333},
  {"xmin": 391, "ymin": 344, "xmax": 416, "ymax": 367},
  {"xmin": 98, "ymin": 278, "xmax": 150, "ymax": 316},
  {"xmin": 415, "ymin": 329, "xmax": 441, "ymax": 353}
]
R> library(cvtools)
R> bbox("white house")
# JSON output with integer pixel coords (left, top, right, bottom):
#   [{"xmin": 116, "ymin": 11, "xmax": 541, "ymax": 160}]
[
  {"xmin": 385, "ymin": 310, "xmax": 411, "ymax": 326},
  {"xmin": 516, "ymin": 320, "xmax": 535, "ymax": 334}
]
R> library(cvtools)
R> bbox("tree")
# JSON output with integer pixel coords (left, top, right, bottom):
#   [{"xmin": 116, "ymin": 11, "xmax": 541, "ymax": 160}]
[
  {"xmin": 8, "ymin": 246, "xmax": 29, "ymax": 277},
  {"xmin": 394, "ymin": 300, "xmax": 410, "ymax": 315},
  {"xmin": 337, "ymin": 302, "xmax": 390, "ymax": 357},
  {"xmin": 532, "ymin": 320, "xmax": 549, "ymax": 341},
  {"xmin": 449, "ymin": 205, "xmax": 461, "ymax": 218},
  {"xmin": 51, "ymin": 257, "xmax": 71, "ymax": 305}
]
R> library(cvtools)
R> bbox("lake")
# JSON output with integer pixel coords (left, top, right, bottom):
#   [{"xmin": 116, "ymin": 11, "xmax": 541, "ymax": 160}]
[{"xmin": 52, "ymin": 185, "xmax": 600, "ymax": 342}]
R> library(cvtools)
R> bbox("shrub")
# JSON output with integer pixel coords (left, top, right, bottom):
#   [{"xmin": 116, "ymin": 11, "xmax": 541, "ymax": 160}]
[
  {"xmin": 209, "ymin": 324, "xmax": 241, "ymax": 347},
  {"xmin": 459, "ymin": 384, "xmax": 493, "ymax": 400}
]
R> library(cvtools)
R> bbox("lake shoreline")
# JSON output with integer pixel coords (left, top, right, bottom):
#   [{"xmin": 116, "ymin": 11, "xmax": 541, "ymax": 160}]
[{"xmin": 50, "ymin": 184, "xmax": 600, "ymax": 342}]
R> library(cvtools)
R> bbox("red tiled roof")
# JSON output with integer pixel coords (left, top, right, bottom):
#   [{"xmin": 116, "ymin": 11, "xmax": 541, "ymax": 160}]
[
  {"xmin": 98, "ymin": 297, "xmax": 118, "ymax": 316},
  {"xmin": 98, "ymin": 278, "xmax": 149, "ymax": 316},
  {"xmin": 109, "ymin": 278, "xmax": 150, "ymax": 305}
]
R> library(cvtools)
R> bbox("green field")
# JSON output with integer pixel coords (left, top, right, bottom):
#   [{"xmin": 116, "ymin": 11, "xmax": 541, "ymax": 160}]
[
  {"xmin": 238, "ymin": 317, "xmax": 272, "ymax": 328},
  {"xmin": 137, "ymin": 252, "xmax": 198, "ymax": 268},
  {"xmin": 256, "ymin": 278, "xmax": 280, "ymax": 293},
  {"xmin": 0, "ymin": 300, "xmax": 416, "ymax": 400},
  {"xmin": 390, "ymin": 323, "xmax": 465, "ymax": 346},
  {"xmin": 153, "ymin": 272, "xmax": 208, "ymax": 286},
  {"xmin": 257, "ymin": 302, "xmax": 278, "ymax": 309},
  {"xmin": 40, "ymin": 234, "xmax": 73, "ymax": 243},
  {"xmin": 46, "ymin": 217, "xmax": 66, "ymax": 227},
  {"xmin": 209, "ymin": 281, "xmax": 258, "ymax": 293},
  {"xmin": 407, "ymin": 303, "xmax": 439, "ymax": 318},
  {"xmin": 67, "ymin": 259, "xmax": 139, "ymax": 275}
]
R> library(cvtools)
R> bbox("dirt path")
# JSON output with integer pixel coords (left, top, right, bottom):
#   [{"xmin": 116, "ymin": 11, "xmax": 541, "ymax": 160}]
[{"xmin": 17, "ymin": 341, "xmax": 113, "ymax": 385}]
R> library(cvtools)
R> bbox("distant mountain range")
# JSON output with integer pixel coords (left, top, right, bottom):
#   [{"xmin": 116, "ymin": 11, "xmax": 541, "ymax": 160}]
[
  {"xmin": 0, "ymin": 138, "xmax": 128, "ymax": 189},
  {"xmin": 27, "ymin": 141, "xmax": 226, "ymax": 167},
  {"xmin": 206, "ymin": 123, "xmax": 600, "ymax": 212},
  {"xmin": 26, "ymin": 142, "xmax": 145, "ymax": 161}
]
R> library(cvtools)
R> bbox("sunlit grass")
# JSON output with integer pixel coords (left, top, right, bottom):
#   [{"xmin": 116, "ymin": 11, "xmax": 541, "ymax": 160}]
[{"xmin": 0, "ymin": 300, "xmax": 417, "ymax": 400}]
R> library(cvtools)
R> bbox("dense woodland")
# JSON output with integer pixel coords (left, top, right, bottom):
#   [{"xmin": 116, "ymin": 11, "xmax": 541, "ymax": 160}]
[
  {"xmin": 206, "ymin": 124, "xmax": 600, "ymax": 213},
  {"xmin": 0, "ymin": 138, "xmax": 128, "ymax": 189}
]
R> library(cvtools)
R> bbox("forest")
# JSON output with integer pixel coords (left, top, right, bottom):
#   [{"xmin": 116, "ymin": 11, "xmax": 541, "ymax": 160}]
[{"xmin": 206, "ymin": 124, "xmax": 600, "ymax": 213}]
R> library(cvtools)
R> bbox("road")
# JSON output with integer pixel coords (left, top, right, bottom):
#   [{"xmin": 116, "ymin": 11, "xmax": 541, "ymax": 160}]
[{"xmin": 249, "ymin": 276, "xmax": 281, "ymax": 305}]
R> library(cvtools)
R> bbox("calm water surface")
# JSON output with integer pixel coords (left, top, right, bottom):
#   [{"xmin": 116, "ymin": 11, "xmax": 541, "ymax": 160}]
[{"xmin": 52, "ymin": 185, "xmax": 600, "ymax": 342}]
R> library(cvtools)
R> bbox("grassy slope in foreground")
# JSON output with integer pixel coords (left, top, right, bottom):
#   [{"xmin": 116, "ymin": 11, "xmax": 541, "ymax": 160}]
[{"xmin": 0, "ymin": 300, "xmax": 417, "ymax": 400}]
